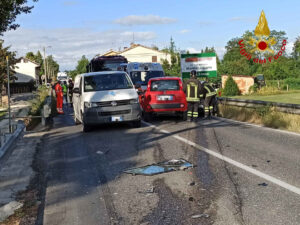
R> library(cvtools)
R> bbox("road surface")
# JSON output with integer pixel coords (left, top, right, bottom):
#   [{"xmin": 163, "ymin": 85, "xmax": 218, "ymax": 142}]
[{"xmin": 39, "ymin": 107, "xmax": 300, "ymax": 225}]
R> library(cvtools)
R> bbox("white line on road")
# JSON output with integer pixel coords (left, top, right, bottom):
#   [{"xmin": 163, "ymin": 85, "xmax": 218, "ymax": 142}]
[{"xmin": 143, "ymin": 121, "xmax": 300, "ymax": 196}]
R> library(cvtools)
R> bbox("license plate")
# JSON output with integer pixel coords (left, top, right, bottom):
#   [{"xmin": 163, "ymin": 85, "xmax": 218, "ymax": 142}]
[
  {"xmin": 157, "ymin": 95, "xmax": 173, "ymax": 101},
  {"xmin": 111, "ymin": 116, "xmax": 123, "ymax": 122}
]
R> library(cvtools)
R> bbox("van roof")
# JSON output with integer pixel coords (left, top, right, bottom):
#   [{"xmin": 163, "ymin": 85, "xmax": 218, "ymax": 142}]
[{"xmin": 80, "ymin": 71, "xmax": 127, "ymax": 77}]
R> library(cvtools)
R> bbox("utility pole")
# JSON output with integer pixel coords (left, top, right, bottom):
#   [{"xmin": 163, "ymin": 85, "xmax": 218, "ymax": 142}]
[
  {"xmin": 43, "ymin": 47, "xmax": 48, "ymax": 84},
  {"xmin": 6, "ymin": 56, "xmax": 11, "ymax": 133}
]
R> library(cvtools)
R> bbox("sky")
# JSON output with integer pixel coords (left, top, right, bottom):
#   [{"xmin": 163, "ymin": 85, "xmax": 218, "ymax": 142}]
[{"xmin": 2, "ymin": 0, "xmax": 300, "ymax": 71}]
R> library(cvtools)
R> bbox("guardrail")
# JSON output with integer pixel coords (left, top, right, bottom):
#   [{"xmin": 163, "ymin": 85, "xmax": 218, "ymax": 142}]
[
  {"xmin": 0, "ymin": 121, "xmax": 25, "ymax": 159},
  {"xmin": 218, "ymin": 97, "xmax": 300, "ymax": 115}
]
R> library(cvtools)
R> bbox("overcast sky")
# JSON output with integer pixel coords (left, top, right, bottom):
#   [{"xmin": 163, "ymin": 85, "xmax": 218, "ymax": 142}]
[{"xmin": 2, "ymin": 0, "xmax": 300, "ymax": 71}]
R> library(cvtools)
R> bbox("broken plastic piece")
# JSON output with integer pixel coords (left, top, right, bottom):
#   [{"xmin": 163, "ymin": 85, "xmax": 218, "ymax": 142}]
[
  {"xmin": 123, "ymin": 159, "xmax": 194, "ymax": 176},
  {"xmin": 258, "ymin": 182, "xmax": 268, "ymax": 186},
  {"xmin": 191, "ymin": 214, "xmax": 210, "ymax": 219}
]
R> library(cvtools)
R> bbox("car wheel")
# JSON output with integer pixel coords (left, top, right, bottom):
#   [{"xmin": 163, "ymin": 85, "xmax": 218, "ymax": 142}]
[
  {"xmin": 143, "ymin": 112, "xmax": 152, "ymax": 122},
  {"xmin": 182, "ymin": 111, "xmax": 187, "ymax": 121},
  {"xmin": 131, "ymin": 120, "xmax": 141, "ymax": 128}
]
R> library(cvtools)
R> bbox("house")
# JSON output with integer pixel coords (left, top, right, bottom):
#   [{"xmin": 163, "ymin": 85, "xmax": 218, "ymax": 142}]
[
  {"xmin": 11, "ymin": 57, "xmax": 40, "ymax": 93},
  {"xmin": 101, "ymin": 44, "xmax": 171, "ymax": 64},
  {"xmin": 222, "ymin": 75, "xmax": 255, "ymax": 94}
]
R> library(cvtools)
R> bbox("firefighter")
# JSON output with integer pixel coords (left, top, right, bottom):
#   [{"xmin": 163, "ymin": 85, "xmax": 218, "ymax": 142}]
[
  {"xmin": 55, "ymin": 80, "xmax": 64, "ymax": 114},
  {"xmin": 183, "ymin": 70, "xmax": 201, "ymax": 121},
  {"xmin": 200, "ymin": 81, "xmax": 217, "ymax": 119}
]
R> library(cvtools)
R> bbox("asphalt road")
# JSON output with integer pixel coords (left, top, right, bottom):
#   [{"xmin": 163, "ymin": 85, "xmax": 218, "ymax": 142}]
[{"xmin": 40, "ymin": 106, "xmax": 300, "ymax": 225}]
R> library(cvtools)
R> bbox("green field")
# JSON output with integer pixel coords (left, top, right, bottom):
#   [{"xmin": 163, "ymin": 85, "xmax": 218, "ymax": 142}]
[{"xmin": 233, "ymin": 92, "xmax": 300, "ymax": 105}]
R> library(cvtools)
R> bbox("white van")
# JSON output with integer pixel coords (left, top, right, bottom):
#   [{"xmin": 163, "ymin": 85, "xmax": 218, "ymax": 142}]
[
  {"xmin": 127, "ymin": 62, "xmax": 164, "ymax": 90},
  {"xmin": 73, "ymin": 71, "xmax": 141, "ymax": 132}
]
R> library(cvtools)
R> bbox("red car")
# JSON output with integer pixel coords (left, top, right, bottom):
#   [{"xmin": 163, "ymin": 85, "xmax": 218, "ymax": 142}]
[{"xmin": 140, "ymin": 77, "xmax": 187, "ymax": 121}]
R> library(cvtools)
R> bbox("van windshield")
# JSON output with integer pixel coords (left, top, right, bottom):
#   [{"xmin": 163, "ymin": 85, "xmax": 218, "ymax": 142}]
[
  {"xmin": 84, "ymin": 73, "xmax": 133, "ymax": 92},
  {"xmin": 150, "ymin": 80, "xmax": 179, "ymax": 91},
  {"xmin": 130, "ymin": 71, "xmax": 164, "ymax": 85}
]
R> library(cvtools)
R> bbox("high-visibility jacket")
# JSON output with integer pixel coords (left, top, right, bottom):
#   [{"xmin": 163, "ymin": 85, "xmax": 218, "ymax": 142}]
[
  {"xmin": 200, "ymin": 83, "xmax": 217, "ymax": 98},
  {"xmin": 183, "ymin": 78, "xmax": 201, "ymax": 102},
  {"xmin": 62, "ymin": 84, "xmax": 67, "ymax": 95}
]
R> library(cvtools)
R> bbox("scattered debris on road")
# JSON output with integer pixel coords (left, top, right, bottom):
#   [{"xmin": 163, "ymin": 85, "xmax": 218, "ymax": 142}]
[
  {"xmin": 189, "ymin": 181, "xmax": 196, "ymax": 186},
  {"xmin": 96, "ymin": 149, "xmax": 109, "ymax": 155},
  {"xmin": 258, "ymin": 182, "xmax": 268, "ymax": 186},
  {"xmin": 123, "ymin": 159, "xmax": 194, "ymax": 176},
  {"xmin": 138, "ymin": 187, "xmax": 155, "ymax": 194},
  {"xmin": 191, "ymin": 213, "xmax": 210, "ymax": 219}
]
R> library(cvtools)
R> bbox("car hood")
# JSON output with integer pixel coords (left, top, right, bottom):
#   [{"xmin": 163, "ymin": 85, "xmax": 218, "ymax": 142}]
[{"xmin": 83, "ymin": 89, "xmax": 138, "ymax": 102}]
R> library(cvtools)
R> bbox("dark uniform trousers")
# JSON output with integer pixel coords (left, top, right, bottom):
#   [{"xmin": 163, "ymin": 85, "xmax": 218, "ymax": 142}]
[
  {"xmin": 187, "ymin": 102, "xmax": 199, "ymax": 118},
  {"xmin": 204, "ymin": 95, "xmax": 216, "ymax": 117}
]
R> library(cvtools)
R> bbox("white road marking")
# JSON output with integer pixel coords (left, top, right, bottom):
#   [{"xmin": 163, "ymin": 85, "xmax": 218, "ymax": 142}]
[{"xmin": 143, "ymin": 121, "xmax": 300, "ymax": 196}]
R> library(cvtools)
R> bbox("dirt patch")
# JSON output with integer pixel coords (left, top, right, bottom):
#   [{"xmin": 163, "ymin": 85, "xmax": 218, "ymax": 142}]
[{"xmin": 0, "ymin": 132, "xmax": 48, "ymax": 225}]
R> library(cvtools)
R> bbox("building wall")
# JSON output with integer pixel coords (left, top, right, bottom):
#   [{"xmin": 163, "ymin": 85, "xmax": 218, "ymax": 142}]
[
  {"xmin": 222, "ymin": 75, "xmax": 255, "ymax": 94},
  {"xmin": 120, "ymin": 46, "xmax": 171, "ymax": 64},
  {"xmin": 14, "ymin": 58, "xmax": 39, "ymax": 83}
]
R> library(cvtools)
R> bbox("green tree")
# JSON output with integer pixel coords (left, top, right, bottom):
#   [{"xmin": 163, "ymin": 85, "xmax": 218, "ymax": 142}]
[
  {"xmin": 76, "ymin": 55, "xmax": 89, "ymax": 74},
  {"xmin": 161, "ymin": 37, "xmax": 181, "ymax": 76},
  {"xmin": 293, "ymin": 36, "xmax": 300, "ymax": 60},
  {"xmin": 0, "ymin": 0, "xmax": 38, "ymax": 35},
  {"xmin": 0, "ymin": 41, "xmax": 18, "ymax": 104},
  {"xmin": 223, "ymin": 75, "xmax": 240, "ymax": 96}
]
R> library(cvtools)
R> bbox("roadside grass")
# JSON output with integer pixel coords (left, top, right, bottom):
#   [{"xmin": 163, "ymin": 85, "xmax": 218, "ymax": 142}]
[
  {"xmin": 25, "ymin": 86, "xmax": 49, "ymax": 130},
  {"xmin": 218, "ymin": 104, "xmax": 300, "ymax": 133},
  {"xmin": 232, "ymin": 91, "xmax": 300, "ymax": 105}
]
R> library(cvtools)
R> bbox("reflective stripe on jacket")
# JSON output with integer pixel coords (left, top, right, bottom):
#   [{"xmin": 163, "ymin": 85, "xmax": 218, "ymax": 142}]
[
  {"xmin": 184, "ymin": 78, "xmax": 201, "ymax": 102},
  {"xmin": 204, "ymin": 84, "xmax": 216, "ymax": 97}
]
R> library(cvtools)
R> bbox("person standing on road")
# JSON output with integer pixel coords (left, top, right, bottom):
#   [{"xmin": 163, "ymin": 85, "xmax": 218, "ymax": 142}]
[
  {"xmin": 183, "ymin": 70, "xmax": 201, "ymax": 122},
  {"xmin": 55, "ymin": 81, "xmax": 64, "ymax": 114},
  {"xmin": 200, "ymin": 81, "xmax": 217, "ymax": 119},
  {"xmin": 62, "ymin": 81, "xmax": 68, "ymax": 104},
  {"xmin": 68, "ymin": 79, "xmax": 74, "ymax": 106}
]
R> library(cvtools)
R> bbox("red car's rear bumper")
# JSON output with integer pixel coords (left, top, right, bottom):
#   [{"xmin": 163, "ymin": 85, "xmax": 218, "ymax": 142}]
[{"xmin": 144, "ymin": 103, "xmax": 187, "ymax": 112}]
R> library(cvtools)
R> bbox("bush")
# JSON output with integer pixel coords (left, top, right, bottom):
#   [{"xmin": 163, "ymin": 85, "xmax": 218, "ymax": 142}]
[
  {"xmin": 249, "ymin": 83, "xmax": 259, "ymax": 94},
  {"xmin": 283, "ymin": 78, "xmax": 300, "ymax": 90},
  {"xmin": 223, "ymin": 75, "xmax": 240, "ymax": 96}
]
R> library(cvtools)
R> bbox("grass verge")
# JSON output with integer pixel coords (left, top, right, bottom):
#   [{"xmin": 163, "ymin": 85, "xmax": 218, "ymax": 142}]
[
  {"xmin": 25, "ymin": 86, "xmax": 49, "ymax": 130},
  {"xmin": 232, "ymin": 91, "xmax": 300, "ymax": 105},
  {"xmin": 218, "ymin": 104, "xmax": 300, "ymax": 133}
]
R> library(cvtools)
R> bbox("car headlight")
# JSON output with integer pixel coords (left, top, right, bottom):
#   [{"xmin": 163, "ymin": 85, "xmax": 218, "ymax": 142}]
[
  {"xmin": 84, "ymin": 102, "xmax": 98, "ymax": 108},
  {"xmin": 130, "ymin": 98, "xmax": 139, "ymax": 104}
]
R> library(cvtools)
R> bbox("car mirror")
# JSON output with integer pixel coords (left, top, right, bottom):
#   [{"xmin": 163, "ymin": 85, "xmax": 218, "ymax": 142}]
[{"xmin": 73, "ymin": 87, "xmax": 80, "ymax": 94}]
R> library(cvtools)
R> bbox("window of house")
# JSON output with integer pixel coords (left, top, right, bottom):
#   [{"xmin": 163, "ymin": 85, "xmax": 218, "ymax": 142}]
[{"xmin": 152, "ymin": 56, "xmax": 157, "ymax": 62}]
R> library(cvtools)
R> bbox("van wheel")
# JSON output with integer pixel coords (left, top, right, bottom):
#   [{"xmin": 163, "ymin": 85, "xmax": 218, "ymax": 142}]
[
  {"xmin": 83, "ymin": 123, "xmax": 91, "ymax": 132},
  {"xmin": 131, "ymin": 120, "xmax": 141, "ymax": 128},
  {"xmin": 143, "ymin": 112, "xmax": 152, "ymax": 122},
  {"xmin": 182, "ymin": 111, "xmax": 187, "ymax": 121}
]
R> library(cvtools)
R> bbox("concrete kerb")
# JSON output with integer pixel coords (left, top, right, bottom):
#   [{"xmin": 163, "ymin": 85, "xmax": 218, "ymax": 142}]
[{"xmin": 0, "ymin": 121, "xmax": 25, "ymax": 160}]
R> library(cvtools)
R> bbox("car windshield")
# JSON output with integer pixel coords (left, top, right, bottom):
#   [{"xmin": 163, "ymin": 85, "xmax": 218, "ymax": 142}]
[
  {"xmin": 150, "ymin": 80, "xmax": 179, "ymax": 91},
  {"xmin": 84, "ymin": 73, "xmax": 133, "ymax": 92},
  {"xmin": 130, "ymin": 71, "xmax": 164, "ymax": 85}
]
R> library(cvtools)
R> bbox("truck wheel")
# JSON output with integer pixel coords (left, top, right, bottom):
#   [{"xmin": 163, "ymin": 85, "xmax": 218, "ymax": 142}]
[
  {"xmin": 143, "ymin": 112, "xmax": 152, "ymax": 122},
  {"xmin": 131, "ymin": 120, "xmax": 141, "ymax": 128},
  {"xmin": 182, "ymin": 111, "xmax": 187, "ymax": 121}
]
